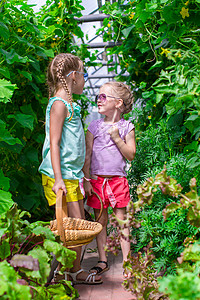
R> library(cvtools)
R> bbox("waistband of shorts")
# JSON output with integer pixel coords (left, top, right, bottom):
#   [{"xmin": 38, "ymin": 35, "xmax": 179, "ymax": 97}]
[{"xmin": 91, "ymin": 175, "xmax": 125, "ymax": 182}]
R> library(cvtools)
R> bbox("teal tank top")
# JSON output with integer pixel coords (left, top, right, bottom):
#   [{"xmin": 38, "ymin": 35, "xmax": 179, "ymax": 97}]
[{"xmin": 39, "ymin": 97, "xmax": 85, "ymax": 180}]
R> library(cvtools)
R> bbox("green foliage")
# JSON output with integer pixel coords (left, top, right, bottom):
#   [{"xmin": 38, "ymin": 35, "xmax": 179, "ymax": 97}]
[
  {"xmin": 134, "ymin": 201, "xmax": 196, "ymax": 273},
  {"xmin": 129, "ymin": 167, "xmax": 199, "ymax": 274},
  {"xmin": 127, "ymin": 123, "xmax": 199, "ymax": 200},
  {"xmin": 159, "ymin": 241, "xmax": 200, "ymax": 300},
  {"xmin": 0, "ymin": 0, "xmax": 92, "ymax": 218},
  {"xmin": 0, "ymin": 204, "xmax": 78, "ymax": 299},
  {"xmin": 98, "ymin": 0, "xmax": 200, "ymax": 172},
  {"xmin": 123, "ymin": 242, "xmax": 168, "ymax": 300}
]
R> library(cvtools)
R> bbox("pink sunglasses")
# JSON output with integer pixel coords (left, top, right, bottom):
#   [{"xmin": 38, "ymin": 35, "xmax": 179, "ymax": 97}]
[{"xmin": 95, "ymin": 93, "xmax": 121, "ymax": 104}]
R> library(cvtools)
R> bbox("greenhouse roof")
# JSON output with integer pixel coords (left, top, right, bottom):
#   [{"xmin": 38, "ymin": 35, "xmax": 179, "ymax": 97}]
[{"xmin": 27, "ymin": 0, "xmax": 127, "ymax": 100}]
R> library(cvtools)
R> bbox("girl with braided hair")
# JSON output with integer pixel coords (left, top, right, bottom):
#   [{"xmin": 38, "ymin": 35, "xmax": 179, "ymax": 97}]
[
  {"xmin": 39, "ymin": 53, "xmax": 102, "ymax": 284},
  {"xmin": 83, "ymin": 81, "xmax": 136, "ymax": 278}
]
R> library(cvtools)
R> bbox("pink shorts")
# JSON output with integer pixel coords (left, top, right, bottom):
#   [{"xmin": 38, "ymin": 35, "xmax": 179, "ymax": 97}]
[{"xmin": 87, "ymin": 176, "xmax": 130, "ymax": 209}]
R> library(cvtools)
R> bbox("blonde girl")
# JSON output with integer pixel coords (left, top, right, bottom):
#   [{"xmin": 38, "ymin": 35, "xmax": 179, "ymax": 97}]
[
  {"xmin": 83, "ymin": 81, "xmax": 136, "ymax": 277},
  {"xmin": 39, "ymin": 53, "xmax": 102, "ymax": 284}
]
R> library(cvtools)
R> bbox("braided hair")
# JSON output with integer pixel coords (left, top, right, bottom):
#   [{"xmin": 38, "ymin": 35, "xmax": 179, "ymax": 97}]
[
  {"xmin": 47, "ymin": 53, "xmax": 83, "ymax": 121},
  {"xmin": 102, "ymin": 81, "xmax": 135, "ymax": 115}
]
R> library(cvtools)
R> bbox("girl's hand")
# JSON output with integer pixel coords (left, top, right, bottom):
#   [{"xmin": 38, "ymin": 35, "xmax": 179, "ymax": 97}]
[
  {"xmin": 108, "ymin": 125, "xmax": 120, "ymax": 141},
  {"xmin": 83, "ymin": 180, "xmax": 93, "ymax": 197},
  {"xmin": 52, "ymin": 179, "xmax": 67, "ymax": 195}
]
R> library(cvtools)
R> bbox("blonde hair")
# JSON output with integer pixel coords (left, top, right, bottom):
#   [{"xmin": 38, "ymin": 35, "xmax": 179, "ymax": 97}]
[
  {"xmin": 102, "ymin": 81, "xmax": 134, "ymax": 115},
  {"xmin": 47, "ymin": 53, "xmax": 83, "ymax": 120}
]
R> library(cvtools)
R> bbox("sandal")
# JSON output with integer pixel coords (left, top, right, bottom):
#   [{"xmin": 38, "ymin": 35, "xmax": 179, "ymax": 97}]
[
  {"xmin": 65, "ymin": 268, "xmax": 103, "ymax": 285},
  {"xmin": 89, "ymin": 260, "xmax": 109, "ymax": 275}
]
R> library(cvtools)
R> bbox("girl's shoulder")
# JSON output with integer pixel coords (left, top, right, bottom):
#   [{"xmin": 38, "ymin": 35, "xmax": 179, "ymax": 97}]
[
  {"xmin": 47, "ymin": 97, "xmax": 81, "ymax": 118},
  {"xmin": 87, "ymin": 118, "xmax": 103, "ymax": 135},
  {"xmin": 118, "ymin": 118, "xmax": 135, "ymax": 134},
  {"xmin": 119, "ymin": 118, "xmax": 134, "ymax": 127}
]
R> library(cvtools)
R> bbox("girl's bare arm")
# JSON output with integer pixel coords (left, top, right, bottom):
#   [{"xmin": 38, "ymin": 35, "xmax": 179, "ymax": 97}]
[
  {"xmin": 82, "ymin": 130, "xmax": 94, "ymax": 196},
  {"xmin": 50, "ymin": 101, "xmax": 68, "ymax": 194},
  {"xmin": 108, "ymin": 126, "xmax": 136, "ymax": 161}
]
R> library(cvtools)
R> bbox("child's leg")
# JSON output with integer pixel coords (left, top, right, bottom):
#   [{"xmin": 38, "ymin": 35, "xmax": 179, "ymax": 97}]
[
  {"xmin": 89, "ymin": 208, "xmax": 109, "ymax": 274},
  {"xmin": 67, "ymin": 199, "xmax": 84, "ymax": 273},
  {"xmin": 63, "ymin": 200, "xmax": 101, "ymax": 282},
  {"xmin": 94, "ymin": 208, "xmax": 108, "ymax": 262},
  {"xmin": 113, "ymin": 207, "xmax": 130, "ymax": 262}
]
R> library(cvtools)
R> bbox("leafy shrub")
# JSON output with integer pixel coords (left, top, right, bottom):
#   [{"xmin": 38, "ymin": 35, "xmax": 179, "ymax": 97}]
[
  {"xmin": 157, "ymin": 173, "xmax": 200, "ymax": 299},
  {"xmin": 129, "ymin": 166, "xmax": 199, "ymax": 274},
  {"xmin": 128, "ymin": 122, "xmax": 199, "ymax": 199},
  {"xmin": 132, "ymin": 195, "xmax": 196, "ymax": 274},
  {"xmin": 0, "ymin": 204, "xmax": 78, "ymax": 299},
  {"xmin": 0, "ymin": 0, "xmax": 95, "ymax": 220}
]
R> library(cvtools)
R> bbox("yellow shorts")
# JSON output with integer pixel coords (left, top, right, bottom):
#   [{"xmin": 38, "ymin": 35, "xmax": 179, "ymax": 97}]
[{"xmin": 42, "ymin": 174, "xmax": 83, "ymax": 206}]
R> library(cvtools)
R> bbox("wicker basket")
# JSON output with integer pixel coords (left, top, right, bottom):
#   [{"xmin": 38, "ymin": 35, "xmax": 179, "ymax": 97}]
[{"xmin": 50, "ymin": 189, "xmax": 103, "ymax": 248}]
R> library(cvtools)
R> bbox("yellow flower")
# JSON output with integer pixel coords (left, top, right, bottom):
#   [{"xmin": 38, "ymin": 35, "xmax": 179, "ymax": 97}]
[
  {"xmin": 51, "ymin": 42, "xmax": 57, "ymax": 48},
  {"xmin": 176, "ymin": 52, "xmax": 182, "ymax": 58},
  {"xmin": 180, "ymin": 7, "xmax": 189, "ymax": 19},
  {"xmin": 153, "ymin": 104, "xmax": 156, "ymax": 107},
  {"xmin": 148, "ymin": 116, "xmax": 151, "ymax": 119},
  {"xmin": 58, "ymin": 1, "xmax": 63, "ymax": 8},
  {"xmin": 160, "ymin": 47, "xmax": 171, "ymax": 57},
  {"xmin": 185, "ymin": 1, "xmax": 189, "ymax": 5},
  {"xmin": 180, "ymin": 138, "xmax": 183, "ymax": 143},
  {"xmin": 129, "ymin": 12, "xmax": 135, "ymax": 20},
  {"xmin": 18, "ymin": 28, "xmax": 22, "ymax": 32},
  {"xmin": 107, "ymin": 23, "xmax": 111, "ymax": 28}
]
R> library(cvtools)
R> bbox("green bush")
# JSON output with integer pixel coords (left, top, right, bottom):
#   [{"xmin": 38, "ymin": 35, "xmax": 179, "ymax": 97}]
[
  {"xmin": 129, "ymin": 162, "xmax": 199, "ymax": 273},
  {"xmin": 0, "ymin": 204, "xmax": 78, "ymax": 299}
]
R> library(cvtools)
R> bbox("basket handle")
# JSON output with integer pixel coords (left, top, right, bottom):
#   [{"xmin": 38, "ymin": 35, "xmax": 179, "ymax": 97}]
[
  {"xmin": 91, "ymin": 190, "xmax": 103, "ymax": 222},
  {"xmin": 56, "ymin": 189, "xmax": 103, "ymax": 246},
  {"xmin": 56, "ymin": 189, "xmax": 67, "ymax": 247}
]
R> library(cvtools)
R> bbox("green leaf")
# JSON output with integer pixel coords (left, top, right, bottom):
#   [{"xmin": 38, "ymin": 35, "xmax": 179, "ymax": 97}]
[
  {"xmin": 0, "ymin": 190, "xmax": 14, "ymax": 215},
  {"xmin": 0, "ymin": 79, "xmax": 18, "ymax": 103},
  {"xmin": 187, "ymin": 114, "xmax": 199, "ymax": 121},
  {"xmin": 142, "ymin": 90, "xmax": 154, "ymax": 99},
  {"xmin": 186, "ymin": 155, "xmax": 200, "ymax": 169},
  {"xmin": 139, "ymin": 11, "xmax": 150, "ymax": 23},
  {"xmin": 32, "ymin": 225, "xmax": 55, "ymax": 240},
  {"xmin": 0, "ymin": 239, "xmax": 11, "ymax": 259},
  {"xmin": 153, "ymin": 85, "xmax": 179, "ymax": 94},
  {"xmin": 27, "ymin": 247, "xmax": 50, "ymax": 284},
  {"xmin": 0, "ymin": 67, "xmax": 10, "ymax": 79},
  {"xmin": 0, "ymin": 48, "xmax": 29, "ymax": 64},
  {"xmin": 0, "ymin": 120, "xmax": 22, "ymax": 146},
  {"xmin": 184, "ymin": 141, "xmax": 198, "ymax": 153},
  {"xmin": 0, "ymin": 261, "xmax": 31, "ymax": 299},
  {"xmin": 8, "ymin": 113, "xmax": 34, "ymax": 130},
  {"xmin": 122, "ymin": 24, "xmax": 135, "ymax": 38},
  {"xmin": 43, "ymin": 48, "xmax": 54, "ymax": 58},
  {"xmin": 0, "ymin": 169, "xmax": 10, "ymax": 191},
  {"xmin": 43, "ymin": 239, "xmax": 76, "ymax": 271},
  {"xmin": 149, "ymin": 61, "xmax": 163, "ymax": 70},
  {"xmin": 156, "ymin": 93, "xmax": 164, "ymax": 104},
  {"xmin": 0, "ymin": 22, "xmax": 10, "ymax": 39},
  {"xmin": 162, "ymin": 5, "xmax": 181, "ymax": 24},
  {"xmin": 162, "ymin": 202, "xmax": 180, "ymax": 221},
  {"xmin": 166, "ymin": 95, "xmax": 186, "ymax": 116},
  {"xmin": 18, "ymin": 70, "xmax": 32, "ymax": 81}
]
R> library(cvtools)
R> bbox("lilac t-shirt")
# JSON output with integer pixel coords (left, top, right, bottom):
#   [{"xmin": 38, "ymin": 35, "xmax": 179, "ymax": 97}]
[{"xmin": 88, "ymin": 118, "xmax": 134, "ymax": 177}]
